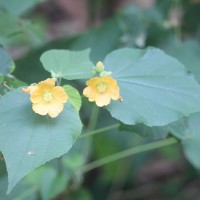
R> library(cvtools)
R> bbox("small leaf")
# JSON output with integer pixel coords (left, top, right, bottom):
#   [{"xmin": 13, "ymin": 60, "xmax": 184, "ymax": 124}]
[
  {"xmin": 0, "ymin": 88, "xmax": 82, "ymax": 192},
  {"xmin": 63, "ymin": 85, "xmax": 82, "ymax": 111},
  {"xmin": 40, "ymin": 49, "xmax": 94, "ymax": 80},
  {"xmin": 104, "ymin": 48, "xmax": 200, "ymax": 126},
  {"xmin": 0, "ymin": 46, "xmax": 15, "ymax": 75}
]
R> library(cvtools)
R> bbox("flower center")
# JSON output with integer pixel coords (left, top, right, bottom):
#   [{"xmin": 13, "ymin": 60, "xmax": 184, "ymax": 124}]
[
  {"xmin": 96, "ymin": 81, "xmax": 107, "ymax": 93},
  {"xmin": 43, "ymin": 91, "xmax": 53, "ymax": 102}
]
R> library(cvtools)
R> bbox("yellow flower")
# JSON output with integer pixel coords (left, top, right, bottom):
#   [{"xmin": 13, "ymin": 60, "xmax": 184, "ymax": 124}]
[
  {"xmin": 23, "ymin": 78, "xmax": 68, "ymax": 118},
  {"xmin": 83, "ymin": 76, "xmax": 120, "ymax": 107}
]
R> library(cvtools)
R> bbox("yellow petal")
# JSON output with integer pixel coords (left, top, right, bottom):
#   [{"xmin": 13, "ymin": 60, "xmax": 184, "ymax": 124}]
[
  {"xmin": 52, "ymin": 86, "xmax": 68, "ymax": 103},
  {"xmin": 83, "ymin": 86, "xmax": 98, "ymax": 101},
  {"xmin": 38, "ymin": 78, "xmax": 55, "ymax": 89},
  {"xmin": 48, "ymin": 101, "xmax": 64, "ymax": 118},
  {"xmin": 95, "ymin": 93, "xmax": 111, "ymax": 107},
  {"xmin": 29, "ymin": 85, "xmax": 37, "ymax": 93},
  {"xmin": 86, "ymin": 77, "xmax": 100, "ymax": 86},
  {"xmin": 30, "ymin": 88, "xmax": 43, "ymax": 103},
  {"xmin": 83, "ymin": 76, "xmax": 120, "ymax": 106},
  {"xmin": 30, "ymin": 95, "xmax": 42, "ymax": 104},
  {"xmin": 32, "ymin": 102, "xmax": 49, "ymax": 116},
  {"xmin": 101, "ymin": 76, "xmax": 117, "ymax": 86},
  {"xmin": 28, "ymin": 78, "xmax": 68, "ymax": 118},
  {"xmin": 109, "ymin": 85, "xmax": 120, "ymax": 100}
]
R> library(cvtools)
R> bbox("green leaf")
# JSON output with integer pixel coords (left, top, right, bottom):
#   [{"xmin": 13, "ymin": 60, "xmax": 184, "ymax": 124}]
[
  {"xmin": 62, "ymin": 153, "xmax": 85, "ymax": 170},
  {"xmin": 182, "ymin": 113, "xmax": 200, "ymax": 169},
  {"xmin": 163, "ymin": 39, "xmax": 200, "ymax": 82},
  {"xmin": 14, "ymin": 15, "xmax": 122, "ymax": 83},
  {"xmin": 168, "ymin": 118, "xmax": 192, "ymax": 140},
  {"xmin": 0, "ymin": 88, "xmax": 82, "ymax": 193},
  {"xmin": 120, "ymin": 123, "xmax": 168, "ymax": 139},
  {"xmin": 39, "ymin": 167, "xmax": 68, "ymax": 200},
  {"xmin": 119, "ymin": 6, "xmax": 163, "ymax": 47},
  {"xmin": 70, "ymin": 188, "xmax": 92, "ymax": 200},
  {"xmin": 0, "ymin": 11, "xmax": 44, "ymax": 46},
  {"xmin": 4, "ymin": 75, "xmax": 27, "ymax": 88},
  {"xmin": 63, "ymin": 85, "xmax": 82, "ymax": 111},
  {"xmin": 0, "ymin": 11, "xmax": 20, "ymax": 39},
  {"xmin": 0, "ymin": 46, "xmax": 15, "ymax": 75},
  {"xmin": 0, "ymin": 176, "xmax": 37, "ymax": 200},
  {"xmin": 26, "ymin": 165, "xmax": 70, "ymax": 199},
  {"xmin": 0, "ymin": 0, "xmax": 46, "ymax": 16},
  {"xmin": 40, "ymin": 49, "xmax": 94, "ymax": 80},
  {"xmin": 0, "ymin": 75, "xmax": 4, "ymax": 84},
  {"xmin": 71, "ymin": 17, "xmax": 122, "ymax": 63},
  {"xmin": 20, "ymin": 20, "xmax": 45, "ymax": 46},
  {"xmin": 25, "ymin": 166, "xmax": 47, "ymax": 186},
  {"xmin": 104, "ymin": 48, "xmax": 200, "ymax": 126}
]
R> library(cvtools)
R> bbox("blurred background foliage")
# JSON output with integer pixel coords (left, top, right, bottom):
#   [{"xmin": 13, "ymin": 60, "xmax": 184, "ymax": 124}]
[{"xmin": 1, "ymin": 0, "xmax": 200, "ymax": 199}]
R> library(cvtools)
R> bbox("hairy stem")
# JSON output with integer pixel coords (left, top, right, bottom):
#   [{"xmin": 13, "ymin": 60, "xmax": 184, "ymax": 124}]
[
  {"xmin": 87, "ymin": 104, "xmax": 99, "ymax": 131},
  {"xmin": 80, "ymin": 137, "xmax": 178, "ymax": 172}
]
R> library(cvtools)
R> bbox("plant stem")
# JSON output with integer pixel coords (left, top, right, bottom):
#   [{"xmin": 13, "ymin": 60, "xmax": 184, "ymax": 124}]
[
  {"xmin": 78, "ymin": 123, "xmax": 120, "ymax": 139},
  {"xmin": 3, "ymin": 82, "xmax": 13, "ymax": 91},
  {"xmin": 87, "ymin": 105, "xmax": 100, "ymax": 131},
  {"xmin": 57, "ymin": 77, "xmax": 62, "ymax": 86},
  {"xmin": 80, "ymin": 137, "xmax": 178, "ymax": 173}
]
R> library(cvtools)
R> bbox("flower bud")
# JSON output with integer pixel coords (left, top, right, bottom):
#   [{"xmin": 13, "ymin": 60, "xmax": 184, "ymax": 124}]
[{"xmin": 95, "ymin": 61, "xmax": 104, "ymax": 73}]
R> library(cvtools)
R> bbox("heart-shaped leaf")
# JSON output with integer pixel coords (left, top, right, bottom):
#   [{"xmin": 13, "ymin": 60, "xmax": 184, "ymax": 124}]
[
  {"xmin": 0, "ymin": 88, "xmax": 82, "ymax": 192},
  {"xmin": 40, "ymin": 49, "xmax": 93, "ymax": 80},
  {"xmin": 104, "ymin": 48, "xmax": 200, "ymax": 126}
]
